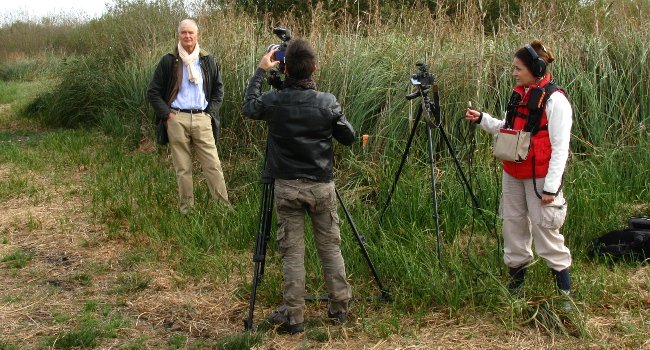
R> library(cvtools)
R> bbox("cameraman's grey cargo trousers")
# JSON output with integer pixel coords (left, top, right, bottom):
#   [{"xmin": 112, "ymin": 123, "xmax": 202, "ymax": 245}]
[{"xmin": 274, "ymin": 179, "xmax": 352, "ymax": 325}]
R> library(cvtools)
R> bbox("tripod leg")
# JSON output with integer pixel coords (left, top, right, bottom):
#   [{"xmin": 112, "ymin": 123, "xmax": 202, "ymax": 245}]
[
  {"xmin": 425, "ymin": 124, "xmax": 443, "ymax": 268},
  {"xmin": 379, "ymin": 105, "xmax": 424, "ymax": 224},
  {"xmin": 437, "ymin": 127, "xmax": 481, "ymax": 210},
  {"xmin": 244, "ymin": 182, "xmax": 274, "ymax": 331},
  {"xmin": 336, "ymin": 189, "xmax": 392, "ymax": 302},
  {"xmin": 259, "ymin": 182, "xmax": 275, "ymax": 275}
]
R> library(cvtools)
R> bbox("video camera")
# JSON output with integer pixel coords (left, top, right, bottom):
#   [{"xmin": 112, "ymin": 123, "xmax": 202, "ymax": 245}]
[
  {"xmin": 266, "ymin": 27, "xmax": 291, "ymax": 90},
  {"xmin": 267, "ymin": 27, "xmax": 291, "ymax": 65},
  {"xmin": 406, "ymin": 63, "xmax": 436, "ymax": 101},
  {"xmin": 410, "ymin": 63, "xmax": 435, "ymax": 87}
]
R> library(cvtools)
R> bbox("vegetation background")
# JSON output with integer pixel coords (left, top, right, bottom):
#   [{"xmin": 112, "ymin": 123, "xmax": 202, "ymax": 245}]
[{"xmin": 0, "ymin": 0, "xmax": 648, "ymax": 348}]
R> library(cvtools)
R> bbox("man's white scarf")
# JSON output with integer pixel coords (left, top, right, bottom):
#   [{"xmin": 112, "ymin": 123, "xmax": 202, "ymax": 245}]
[{"xmin": 178, "ymin": 42, "xmax": 201, "ymax": 85}]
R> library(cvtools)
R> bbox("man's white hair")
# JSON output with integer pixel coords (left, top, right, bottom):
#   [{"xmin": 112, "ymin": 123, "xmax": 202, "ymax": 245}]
[{"xmin": 177, "ymin": 19, "xmax": 199, "ymax": 34}]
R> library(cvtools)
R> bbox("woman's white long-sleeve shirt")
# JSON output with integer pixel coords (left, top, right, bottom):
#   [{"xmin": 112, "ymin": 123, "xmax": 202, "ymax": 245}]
[{"xmin": 478, "ymin": 92, "xmax": 573, "ymax": 194}]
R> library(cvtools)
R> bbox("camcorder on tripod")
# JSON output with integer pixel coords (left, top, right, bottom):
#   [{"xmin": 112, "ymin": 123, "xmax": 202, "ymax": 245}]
[
  {"xmin": 266, "ymin": 27, "xmax": 291, "ymax": 90},
  {"xmin": 380, "ymin": 63, "xmax": 482, "ymax": 267},
  {"xmin": 409, "ymin": 63, "xmax": 435, "ymax": 91}
]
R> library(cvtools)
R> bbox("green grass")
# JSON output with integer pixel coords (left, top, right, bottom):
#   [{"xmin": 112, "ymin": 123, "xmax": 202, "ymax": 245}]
[
  {"xmin": 42, "ymin": 302, "xmax": 129, "ymax": 349},
  {"xmin": 0, "ymin": 341, "xmax": 20, "ymax": 350},
  {"xmin": 1, "ymin": 89, "xmax": 648, "ymax": 350},
  {"xmin": 167, "ymin": 334, "xmax": 187, "ymax": 349},
  {"xmin": 1, "ymin": 60, "xmax": 647, "ymax": 344},
  {"xmin": 68, "ymin": 273, "xmax": 94, "ymax": 287},
  {"xmin": 112, "ymin": 272, "xmax": 152, "ymax": 294},
  {"xmin": 1, "ymin": 294, "xmax": 22, "ymax": 304},
  {"xmin": 119, "ymin": 337, "xmax": 149, "ymax": 350},
  {"xmin": 0, "ymin": 58, "xmax": 43, "ymax": 82},
  {"xmin": 52, "ymin": 311, "xmax": 73, "ymax": 324},
  {"xmin": 118, "ymin": 249, "xmax": 155, "ymax": 269},
  {"xmin": 0, "ymin": 78, "xmax": 59, "ymax": 124},
  {"xmin": 1, "ymin": 249, "xmax": 33, "ymax": 269},
  {"xmin": 214, "ymin": 332, "xmax": 264, "ymax": 350}
]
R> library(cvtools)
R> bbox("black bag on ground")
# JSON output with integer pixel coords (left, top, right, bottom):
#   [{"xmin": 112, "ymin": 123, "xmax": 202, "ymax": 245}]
[
  {"xmin": 588, "ymin": 216, "xmax": 650, "ymax": 261},
  {"xmin": 628, "ymin": 216, "xmax": 650, "ymax": 230}
]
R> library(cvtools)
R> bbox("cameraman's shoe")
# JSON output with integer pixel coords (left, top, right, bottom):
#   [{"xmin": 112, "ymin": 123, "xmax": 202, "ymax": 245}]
[
  {"xmin": 266, "ymin": 310, "xmax": 304, "ymax": 334},
  {"xmin": 327, "ymin": 310, "xmax": 348, "ymax": 325}
]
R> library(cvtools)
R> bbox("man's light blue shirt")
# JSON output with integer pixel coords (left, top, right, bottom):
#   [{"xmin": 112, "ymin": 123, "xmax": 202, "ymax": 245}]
[{"xmin": 171, "ymin": 59, "xmax": 208, "ymax": 110}]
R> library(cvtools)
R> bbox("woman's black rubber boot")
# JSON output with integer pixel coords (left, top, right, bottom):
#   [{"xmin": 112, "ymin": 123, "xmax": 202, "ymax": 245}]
[{"xmin": 508, "ymin": 265, "xmax": 527, "ymax": 293}]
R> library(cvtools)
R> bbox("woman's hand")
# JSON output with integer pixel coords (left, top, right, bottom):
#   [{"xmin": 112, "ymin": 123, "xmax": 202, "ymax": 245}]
[
  {"xmin": 541, "ymin": 193, "xmax": 555, "ymax": 205},
  {"xmin": 465, "ymin": 108, "xmax": 482, "ymax": 123}
]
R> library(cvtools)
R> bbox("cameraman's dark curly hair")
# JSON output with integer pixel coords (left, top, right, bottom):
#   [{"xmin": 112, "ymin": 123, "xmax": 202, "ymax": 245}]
[{"xmin": 285, "ymin": 38, "xmax": 316, "ymax": 80}]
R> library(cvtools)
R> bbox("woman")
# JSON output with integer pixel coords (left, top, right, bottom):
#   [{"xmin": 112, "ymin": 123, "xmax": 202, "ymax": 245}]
[{"xmin": 466, "ymin": 40, "xmax": 573, "ymax": 298}]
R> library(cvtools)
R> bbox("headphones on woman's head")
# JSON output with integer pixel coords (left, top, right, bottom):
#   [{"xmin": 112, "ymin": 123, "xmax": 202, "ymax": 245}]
[{"xmin": 525, "ymin": 44, "xmax": 547, "ymax": 77}]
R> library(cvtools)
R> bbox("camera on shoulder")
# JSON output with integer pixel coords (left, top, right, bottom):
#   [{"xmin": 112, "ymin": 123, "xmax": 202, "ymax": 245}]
[
  {"xmin": 266, "ymin": 27, "xmax": 292, "ymax": 90},
  {"xmin": 266, "ymin": 27, "xmax": 291, "ymax": 64}
]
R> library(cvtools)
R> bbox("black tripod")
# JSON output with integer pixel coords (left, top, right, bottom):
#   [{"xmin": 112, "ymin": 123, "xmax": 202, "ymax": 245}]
[
  {"xmin": 243, "ymin": 178, "xmax": 392, "ymax": 331},
  {"xmin": 379, "ymin": 63, "xmax": 481, "ymax": 267}
]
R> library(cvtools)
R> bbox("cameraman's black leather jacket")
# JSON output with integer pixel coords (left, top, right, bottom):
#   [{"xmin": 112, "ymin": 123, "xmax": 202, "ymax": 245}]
[{"xmin": 243, "ymin": 68, "xmax": 355, "ymax": 182}]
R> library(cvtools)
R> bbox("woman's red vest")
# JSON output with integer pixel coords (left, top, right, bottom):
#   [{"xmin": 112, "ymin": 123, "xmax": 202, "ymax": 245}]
[{"xmin": 502, "ymin": 75, "xmax": 563, "ymax": 179}]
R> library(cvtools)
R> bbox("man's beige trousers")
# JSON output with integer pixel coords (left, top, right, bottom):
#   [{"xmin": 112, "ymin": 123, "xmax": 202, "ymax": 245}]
[{"xmin": 166, "ymin": 111, "xmax": 229, "ymax": 213}]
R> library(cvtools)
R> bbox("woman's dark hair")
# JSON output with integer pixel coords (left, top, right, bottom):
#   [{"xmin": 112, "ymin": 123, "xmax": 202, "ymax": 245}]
[
  {"xmin": 285, "ymin": 38, "xmax": 316, "ymax": 79},
  {"xmin": 514, "ymin": 39, "xmax": 555, "ymax": 76}
]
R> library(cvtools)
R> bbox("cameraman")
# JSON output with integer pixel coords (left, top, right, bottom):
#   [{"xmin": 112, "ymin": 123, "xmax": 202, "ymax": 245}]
[{"xmin": 243, "ymin": 38, "xmax": 354, "ymax": 334}]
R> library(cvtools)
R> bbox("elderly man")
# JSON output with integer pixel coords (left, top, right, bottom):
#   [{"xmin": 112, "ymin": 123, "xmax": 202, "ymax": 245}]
[{"xmin": 147, "ymin": 19, "xmax": 230, "ymax": 214}]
